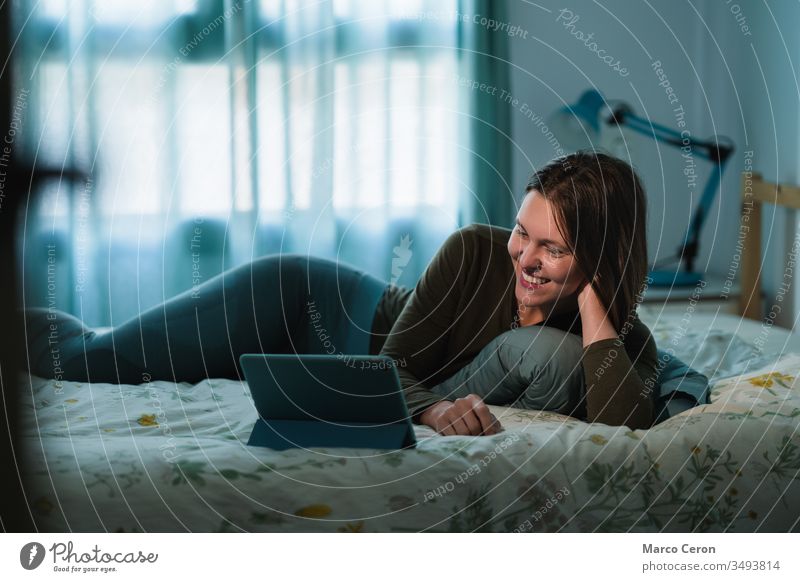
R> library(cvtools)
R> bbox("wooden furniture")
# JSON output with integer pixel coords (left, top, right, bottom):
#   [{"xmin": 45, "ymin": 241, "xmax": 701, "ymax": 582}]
[
  {"xmin": 641, "ymin": 171, "xmax": 800, "ymax": 323},
  {"xmin": 739, "ymin": 172, "xmax": 800, "ymax": 321}
]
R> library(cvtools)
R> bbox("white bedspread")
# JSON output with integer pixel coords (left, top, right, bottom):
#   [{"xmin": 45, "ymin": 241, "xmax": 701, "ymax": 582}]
[{"xmin": 19, "ymin": 313, "xmax": 800, "ymax": 532}]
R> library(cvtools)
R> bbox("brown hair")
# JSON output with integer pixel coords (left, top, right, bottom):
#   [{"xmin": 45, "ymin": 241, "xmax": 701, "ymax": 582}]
[{"xmin": 525, "ymin": 152, "xmax": 648, "ymax": 333}]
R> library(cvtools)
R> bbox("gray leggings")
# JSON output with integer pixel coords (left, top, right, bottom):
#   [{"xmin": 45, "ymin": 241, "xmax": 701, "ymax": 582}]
[{"xmin": 24, "ymin": 254, "xmax": 387, "ymax": 384}]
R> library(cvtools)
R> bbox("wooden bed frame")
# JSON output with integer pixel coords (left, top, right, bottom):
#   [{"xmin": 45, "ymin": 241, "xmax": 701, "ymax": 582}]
[{"xmin": 739, "ymin": 172, "xmax": 800, "ymax": 321}]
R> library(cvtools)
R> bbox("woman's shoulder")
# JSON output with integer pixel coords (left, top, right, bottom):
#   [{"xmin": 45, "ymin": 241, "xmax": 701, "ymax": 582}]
[
  {"xmin": 429, "ymin": 224, "xmax": 514, "ymax": 290},
  {"xmin": 438, "ymin": 224, "xmax": 515, "ymax": 273},
  {"xmin": 465, "ymin": 222, "xmax": 513, "ymax": 241},
  {"xmin": 444, "ymin": 223, "xmax": 513, "ymax": 250}
]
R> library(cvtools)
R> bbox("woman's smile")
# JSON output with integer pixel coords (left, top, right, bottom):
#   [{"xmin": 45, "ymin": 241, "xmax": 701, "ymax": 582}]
[{"xmin": 520, "ymin": 271, "xmax": 551, "ymax": 289}]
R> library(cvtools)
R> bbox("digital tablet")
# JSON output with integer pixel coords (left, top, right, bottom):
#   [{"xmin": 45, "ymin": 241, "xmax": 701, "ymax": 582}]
[{"xmin": 239, "ymin": 353, "xmax": 417, "ymax": 451}]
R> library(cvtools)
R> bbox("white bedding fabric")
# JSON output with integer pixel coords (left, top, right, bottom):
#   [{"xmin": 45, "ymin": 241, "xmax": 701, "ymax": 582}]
[{"xmin": 20, "ymin": 312, "xmax": 800, "ymax": 532}]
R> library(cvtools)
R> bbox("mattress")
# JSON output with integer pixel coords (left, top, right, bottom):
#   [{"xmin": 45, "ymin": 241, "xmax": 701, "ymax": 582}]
[{"xmin": 19, "ymin": 310, "xmax": 800, "ymax": 532}]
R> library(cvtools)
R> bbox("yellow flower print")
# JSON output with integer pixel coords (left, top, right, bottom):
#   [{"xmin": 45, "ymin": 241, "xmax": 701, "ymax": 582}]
[
  {"xmin": 691, "ymin": 446, "xmax": 702, "ymax": 455},
  {"xmin": 337, "ymin": 521, "xmax": 364, "ymax": 533},
  {"xmin": 294, "ymin": 504, "xmax": 332, "ymax": 518},
  {"xmin": 748, "ymin": 372, "xmax": 794, "ymax": 389},
  {"xmin": 590, "ymin": 435, "xmax": 607, "ymax": 445},
  {"xmin": 137, "ymin": 414, "xmax": 158, "ymax": 427}
]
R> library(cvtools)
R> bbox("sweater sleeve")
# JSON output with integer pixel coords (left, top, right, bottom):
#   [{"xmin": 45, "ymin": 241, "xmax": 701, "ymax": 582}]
[
  {"xmin": 379, "ymin": 229, "xmax": 469, "ymax": 422},
  {"xmin": 580, "ymin": 316, "xmax": 658, "ymax": 430}
]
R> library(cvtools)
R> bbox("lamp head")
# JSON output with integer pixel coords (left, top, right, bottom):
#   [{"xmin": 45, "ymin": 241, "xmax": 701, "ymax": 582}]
[{"xmin": 549, "ymin": 89, "xmax": 605, "ymax": 151}]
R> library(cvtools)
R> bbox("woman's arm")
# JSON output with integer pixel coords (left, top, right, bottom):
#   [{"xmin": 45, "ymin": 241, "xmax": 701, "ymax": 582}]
[
  {"xmin": 577, "ymin": 282, "xmax": 656, "ymax": 429},
  {"xmin": 577, "ymin": 281, "xmax": 618, "ymax": 346},
  {"xmin": 379, "ymin": 227, "xmax": 501, "ymax": 435}
]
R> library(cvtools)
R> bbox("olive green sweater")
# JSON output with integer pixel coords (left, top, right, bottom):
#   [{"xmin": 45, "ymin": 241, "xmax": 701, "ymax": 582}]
[{"xmin": 375, "ymin": 224, "xmax": 658, "ymax": 430}]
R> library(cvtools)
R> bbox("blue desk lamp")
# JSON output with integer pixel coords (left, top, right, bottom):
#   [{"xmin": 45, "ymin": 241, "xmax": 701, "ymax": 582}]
[{"xmin": 549, "ymin": 89, "xmax": 734, "ymax": 287}]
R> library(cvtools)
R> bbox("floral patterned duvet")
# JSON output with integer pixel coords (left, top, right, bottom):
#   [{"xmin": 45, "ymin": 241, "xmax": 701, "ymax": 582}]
[{"xmin": 20, "ymin": 316, "xmax": 800, "ymax": 532}]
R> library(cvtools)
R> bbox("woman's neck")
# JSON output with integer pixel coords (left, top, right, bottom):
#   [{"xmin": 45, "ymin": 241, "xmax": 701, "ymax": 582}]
[
  {"xmin": 517, "ymin": 306, "xmax": 545, "ymax": 326},
  {"xmin": 517, "ymin": 298, "xmax": 579, "ymax": 326}
]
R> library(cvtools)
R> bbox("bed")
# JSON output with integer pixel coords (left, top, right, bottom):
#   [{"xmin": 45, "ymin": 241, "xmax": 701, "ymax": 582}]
[{"xmin": 19, "ymin": 173, "xmax": 800, "ymax": 533}]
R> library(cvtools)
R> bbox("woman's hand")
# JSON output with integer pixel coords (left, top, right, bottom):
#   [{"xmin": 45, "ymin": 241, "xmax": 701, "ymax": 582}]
[
  {"xmin": 419, "ymin": 394, "xmax": 503, "ymax": 436},
  {"xmin": 576, "ymin": 276, "xmax": 602, "ymax": 311},
  {"xmin": 576, "ymin": 277, "xmax": 617, "ymax": 347}
]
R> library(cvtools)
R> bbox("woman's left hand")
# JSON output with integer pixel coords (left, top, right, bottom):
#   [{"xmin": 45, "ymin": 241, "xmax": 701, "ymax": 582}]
[{"xmin": 576, "ymin": 277, "xmax": 601, "ymax": 312}]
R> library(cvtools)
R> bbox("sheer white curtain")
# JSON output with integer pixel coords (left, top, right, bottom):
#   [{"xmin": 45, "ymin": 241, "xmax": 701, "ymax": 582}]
[{"xmin": 20, "ymin": 0, "xmax": 463, "ymax": 326}]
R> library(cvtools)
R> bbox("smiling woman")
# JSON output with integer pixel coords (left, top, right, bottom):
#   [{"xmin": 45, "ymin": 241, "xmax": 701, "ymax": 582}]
[
  {"xmin": 24, "ymin": 152, "xmax": 658, "ymax": 437},
  {"xmin": 379, "ymin": 151, "xmax": 658, "ymax": 434}
]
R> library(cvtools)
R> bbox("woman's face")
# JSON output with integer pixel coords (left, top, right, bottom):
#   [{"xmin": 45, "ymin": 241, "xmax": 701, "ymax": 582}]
[{"xmin": 507, "ymin": 190, "xmax": 587, "ymax": 321}]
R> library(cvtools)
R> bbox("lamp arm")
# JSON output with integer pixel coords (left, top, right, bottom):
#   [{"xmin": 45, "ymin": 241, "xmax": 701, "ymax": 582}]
[
  {"xmin": 606, "ymin": 107, "xmax": 735, "ymax": 274},
  {"xmin": 615, "ymin": 112, "xmax": 686, "ymax": 149},
  {"xmin": 610, "ymin": 109, "xmax": 733, "ymax": 163},
  {"xmin": 680, "ymin": 160, "xmax": 728, "ymax": 272}
]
